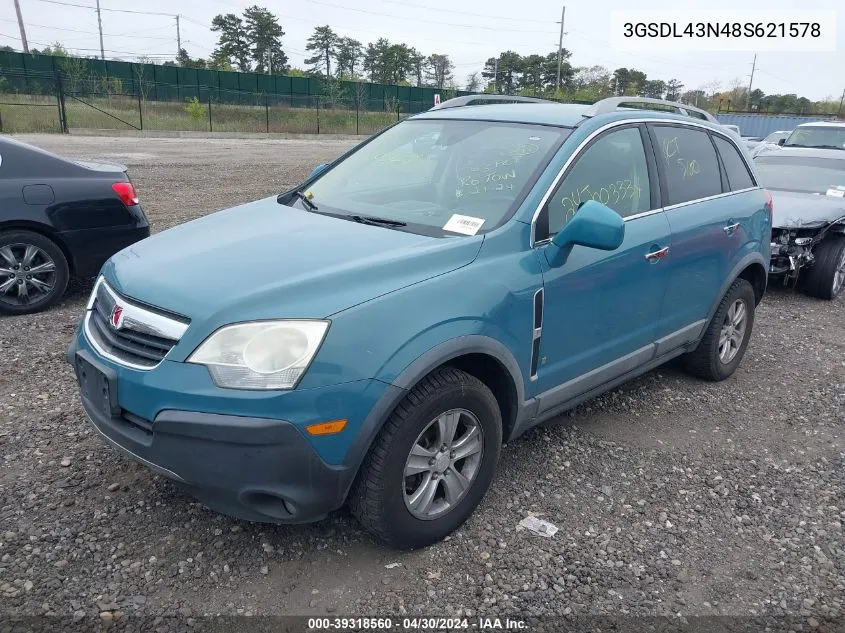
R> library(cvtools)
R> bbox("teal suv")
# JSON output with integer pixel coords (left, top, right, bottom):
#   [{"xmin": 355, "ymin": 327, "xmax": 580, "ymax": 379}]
[{"xmin": 67, "ymin": 96, "xmax": 772, "ymax": 549}]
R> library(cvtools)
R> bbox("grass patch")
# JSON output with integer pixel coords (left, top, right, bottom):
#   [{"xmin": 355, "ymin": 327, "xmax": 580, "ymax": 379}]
[{"xmin": 0, "ymin": 93, "xmax": 403, "ymax": 135}]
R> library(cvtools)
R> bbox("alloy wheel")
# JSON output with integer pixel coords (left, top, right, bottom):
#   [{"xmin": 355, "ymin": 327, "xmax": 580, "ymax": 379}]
[
  {"xmin": 403, "ymin": 408, "xmax": 484, "ymax": 520},
  {"xmin": 0, "ymin": 243, "xmax": 57, "ymax": 307},
  {"xmin": 718, "ymin": 298, "xmax": 747, "ymax": 364}
]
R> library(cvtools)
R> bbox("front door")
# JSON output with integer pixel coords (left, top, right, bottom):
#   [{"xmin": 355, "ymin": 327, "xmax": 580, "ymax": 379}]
[{"xmin": 531, "ymin": 124, "xmax": 671, "ymax": 413}]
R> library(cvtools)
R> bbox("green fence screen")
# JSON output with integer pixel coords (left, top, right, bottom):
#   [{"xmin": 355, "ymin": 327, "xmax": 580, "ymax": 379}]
[{"xmin": 0, "ymin": 51, "xmax": 470, "ymax": 111}]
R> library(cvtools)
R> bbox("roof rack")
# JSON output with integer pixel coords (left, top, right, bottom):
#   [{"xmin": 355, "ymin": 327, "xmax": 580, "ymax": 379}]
[
  {"xmin": 430, "ymin": 94, "xmax": 554, "ymax": 110},
  {"xmin": 583, "ymin": 97, "xmax": 719, "ymax": 124}
]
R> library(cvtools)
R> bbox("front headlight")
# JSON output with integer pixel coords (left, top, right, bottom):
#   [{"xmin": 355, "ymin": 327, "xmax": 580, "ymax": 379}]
[{"xmin": 187, "ymin": 320, "xmax": 329, "ymax": 390}]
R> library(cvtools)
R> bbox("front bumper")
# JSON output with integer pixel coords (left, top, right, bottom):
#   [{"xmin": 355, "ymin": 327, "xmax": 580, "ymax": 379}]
[{"xmin": 67, "ymin": 338, "xmax": 366, "ymax": 524}]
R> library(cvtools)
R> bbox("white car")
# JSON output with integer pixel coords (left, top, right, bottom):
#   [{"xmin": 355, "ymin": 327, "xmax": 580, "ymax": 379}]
[
  {"xmin": 721, "ymin": 124, "xmax": 742, "ymax": 139},
  {"xmin": 783, "ymin": 120, "xmax": 845, "ymax": 150},
  {"xmin": 750, "ymin": 130, "xmax": 791, "ymax": 157}
]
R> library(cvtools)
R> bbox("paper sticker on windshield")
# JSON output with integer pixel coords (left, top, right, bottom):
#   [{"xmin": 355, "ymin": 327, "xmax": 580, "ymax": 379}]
[
  {"xmin": 826, "ymin": 188, "xmax": 845, "ymax": 198},
  {"xmin": 443, "ymin": 214, "xmax": 485, "ymax": 235}
]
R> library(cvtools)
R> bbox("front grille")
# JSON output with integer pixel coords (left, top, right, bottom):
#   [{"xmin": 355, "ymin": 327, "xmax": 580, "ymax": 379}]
[{"xmin": 84, "ymin": 278, "xmax": 189, "ymax": 369}]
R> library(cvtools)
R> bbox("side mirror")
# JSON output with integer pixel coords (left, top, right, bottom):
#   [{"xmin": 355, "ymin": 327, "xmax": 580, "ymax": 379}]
[
  {"xmin": 545, "ymin": 200, "xmax": 625, "ymax": 268},
  {"xmin": 777, "ymin": 138, "xmax": 786, "ymax": 146},
  {"xmin": 309, "ymin": 163, "xmax": 329, "ymax": 179}
]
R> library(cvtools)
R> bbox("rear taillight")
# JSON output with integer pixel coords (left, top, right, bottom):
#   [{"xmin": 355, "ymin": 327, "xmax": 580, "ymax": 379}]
[
  {"xmin": 764, "ymin": 189, "xmax": 773, "ymax": 224},
  {"xmin": 112, "ymin": 182, "xmax": 139, "ymax": 207}
]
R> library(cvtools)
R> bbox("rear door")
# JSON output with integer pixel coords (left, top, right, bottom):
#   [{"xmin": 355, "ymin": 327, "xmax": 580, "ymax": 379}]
[{"xmin": 649, "ymin": 123, "xmax": 764, "ymax": 347}]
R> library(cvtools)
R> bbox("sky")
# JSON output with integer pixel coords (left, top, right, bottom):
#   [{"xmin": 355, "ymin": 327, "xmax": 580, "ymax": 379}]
[{"xmin": 2, "ymin": 0, "xmax": 843, "ymax": 101}]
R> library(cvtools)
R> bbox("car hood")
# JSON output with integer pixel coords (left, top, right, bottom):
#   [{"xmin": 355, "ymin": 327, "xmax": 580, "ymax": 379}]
[
  {"xmin": 102, "ymin": 196, "xmax": 482, "ymax": 330},
  {"xmin": 770, "ymin": 190, "xmax": 845, "ymax": 229}
]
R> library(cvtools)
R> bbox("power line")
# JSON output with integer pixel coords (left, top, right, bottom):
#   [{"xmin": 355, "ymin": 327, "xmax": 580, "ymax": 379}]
[
  {"xmin": 374, "ymin": 0, "xmax": 550, "ymax": 23},
  {"xmin": 31, "ymin": 0, "xmax": 174, "ymax": 17},
  {"xmin": 0, "ymin": 18, "xmax": 171, "ymax": 39},
  {"xmin": 267, "ymin": 12, "xmax": 547, "ymax": 47},
  {"xmin": 180, "ymin": 15, "xmax": 208, "ymax": 28},
  {"xmin": 0, "ymin": 31, "xmax": 174, "ymax": 56},
  {"xmin": 297, "ymin": 0, "xmax": 558, "ymax": 34},
  {"xmin": 756, "ymin": 69, "xmax": 791, "ymax": 84}
]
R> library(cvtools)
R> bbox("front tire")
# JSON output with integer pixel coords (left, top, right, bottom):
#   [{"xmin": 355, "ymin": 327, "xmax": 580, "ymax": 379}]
[
  {"xmin": 800, "ymin": 236, "xmax": 845, "ymax": 300},
  {"xmin": 349, "ymin": 367, "xmax": 502, "ymax": 550},
  {"xmin": 0, "ymin": 231, "xmax": 70, "ymax": 316},
  {"xmin": 682, "ymin": 278, "xmax": 756, "ymax": 381}
]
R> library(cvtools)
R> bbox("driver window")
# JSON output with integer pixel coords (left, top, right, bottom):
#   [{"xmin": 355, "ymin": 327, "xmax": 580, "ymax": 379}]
[{"xmin": 545, "ymin": 126, "xmax": 651, "ymax": 236}]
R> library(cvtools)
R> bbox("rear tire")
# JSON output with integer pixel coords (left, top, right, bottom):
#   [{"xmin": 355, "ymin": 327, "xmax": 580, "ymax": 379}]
[
  {"xmin": 682, "ymin": 278, "xmax": 756, "ymax": 381},
  {"xmin": 0, "ymin": 231, "xmax": 69, "ymax": 316},
  {"xmin": 800, "ymin": 236, "xmax": 845, "ymax": 300},
  {"xmin": 349, "ymin": 367, "xmax": 502, "ymax": 550}
]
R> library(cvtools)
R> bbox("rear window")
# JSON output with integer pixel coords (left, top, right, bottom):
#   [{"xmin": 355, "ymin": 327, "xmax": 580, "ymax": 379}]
[
  {"xmin": 784, "ymin": 125, "xmax": 845, "ymax": 150},
  {"xmin": 713, "ymin": 136, "xmax": 755, "ymax": 191},
  {"xmin": 651, "ymin": 125, "xmax": 723, "ymax": 206}
]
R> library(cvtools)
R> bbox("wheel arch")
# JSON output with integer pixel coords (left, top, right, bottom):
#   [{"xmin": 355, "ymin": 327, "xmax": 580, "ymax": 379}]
[
  {"xmin": 341, "ymin": 336, "xmax": 526, "ymax": 494},
  {"xmin": 702, "ymin": 253, "xmax": 767, "ymax": 335},
  {"xmin": 0, "ymin": 220, "xmax": 75, "ymax": 275},
  {"xmin": 737, "ymin": 261, "xmax": 767, "ymax": 306}
]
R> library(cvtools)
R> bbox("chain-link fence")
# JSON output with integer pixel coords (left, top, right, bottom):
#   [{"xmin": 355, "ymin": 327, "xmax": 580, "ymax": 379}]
[
  {"xmin": 0, "ymin": 69, "xmax": 439, "ymax": 135},
  {"xmin": 0, "ymin": 72, "xmax": 66, "ymax": 133}
]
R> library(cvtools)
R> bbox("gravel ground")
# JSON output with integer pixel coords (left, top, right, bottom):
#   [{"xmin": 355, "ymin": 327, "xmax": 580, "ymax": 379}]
[{"xmin": 1, "ymin": 135, "xmax": 843, "ymax": 629}]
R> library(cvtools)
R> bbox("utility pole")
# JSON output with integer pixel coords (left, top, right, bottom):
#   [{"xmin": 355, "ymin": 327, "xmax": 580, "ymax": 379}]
[
  {"xmin": 494, "ymin": 57, "xmax": 498, "ymax": 94},
  {"xmin": 95, "ymin": 0, "xmax": 105, "ymax": 60},
  {"xmin": 555, "ymin": 5, "xmax": 566, "ymax": 93},
  {"xmin": 175, "ymin": 15, "xmax": 181, "ymax": 57},
  {"xmin": 13, "ymin": 0, "xmax": 29, "ymax": 53},
  {"xmin": 745, "ymin": 53, "xmax": 757, "ymax": 111}
]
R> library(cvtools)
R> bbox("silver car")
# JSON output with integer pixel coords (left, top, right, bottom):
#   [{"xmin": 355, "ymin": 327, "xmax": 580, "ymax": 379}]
[
  {"xmin": 755, "ymin": 146, "xmax": 845, "ymax": 299},
  {"xmin": 748, "ymin": 130, "xmax": 791, "ymax": 156}
]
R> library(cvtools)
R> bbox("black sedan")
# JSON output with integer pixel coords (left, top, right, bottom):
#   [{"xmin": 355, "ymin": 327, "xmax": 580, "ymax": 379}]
[{"xmin": 0, "ymin": 136, "xmax": 150, "ymax": 315}]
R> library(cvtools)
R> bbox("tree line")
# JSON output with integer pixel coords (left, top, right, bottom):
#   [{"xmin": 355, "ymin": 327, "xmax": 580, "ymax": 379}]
[
  {"xmin": 2, "ymin": 6, "xmax": 841, "ymax": 116},
  {"xmin": 480, "ymin": 49, "xmax": 840, "ymax": 115}
]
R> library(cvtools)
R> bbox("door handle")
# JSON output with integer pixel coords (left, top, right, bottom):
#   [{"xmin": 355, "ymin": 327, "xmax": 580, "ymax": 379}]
[
  {"xmin": 645, "ymin": 246, "xmax": 670, "ymax": 262},
  {"xmin": 723, "ymin": 222, "xmax": 740, "ymax": 235}
]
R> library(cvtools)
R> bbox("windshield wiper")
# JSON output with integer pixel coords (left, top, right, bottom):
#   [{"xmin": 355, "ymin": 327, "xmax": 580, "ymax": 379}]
[
  {"xmin": 350, "ymin": 215, "xmax": 407, "ymax": 227},
  {"xmin": 291, "ymin": 190, "xmax": 318, "ymax": 211},
  {"xmin": 784, "ymin": 143, "xmax": 845, "ymax": 150}
]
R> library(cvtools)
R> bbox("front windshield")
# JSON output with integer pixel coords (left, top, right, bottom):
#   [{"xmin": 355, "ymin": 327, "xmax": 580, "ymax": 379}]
[
  {"xmin": 303, "ymin": 119, "xmax": 569, "ymax": 237},
  {"xmin": 784, "ymin": 126, "xmax": 845, "ymax": 149},
  {"xmin": 764, "ymin": 131, "xmax": 788, "ymax": 143},
  {"xmin": 755, "ymin": 155, "xmax": 845, "ymax": 195}
]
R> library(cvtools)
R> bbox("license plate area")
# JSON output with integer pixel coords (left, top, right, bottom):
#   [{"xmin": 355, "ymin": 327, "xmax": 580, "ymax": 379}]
[{"xmin": 75, "ymin": 352, "xmax": 119, "ymax": 419}]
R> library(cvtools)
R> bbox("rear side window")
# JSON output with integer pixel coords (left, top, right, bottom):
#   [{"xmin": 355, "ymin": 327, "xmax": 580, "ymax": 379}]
[
  {"xmin": 712, "ymin": 135, "xmax": 755, "ymax": 191},
  {"xmin": 651, "ymin": 125, "xmax": 722, "ymax": 206}
]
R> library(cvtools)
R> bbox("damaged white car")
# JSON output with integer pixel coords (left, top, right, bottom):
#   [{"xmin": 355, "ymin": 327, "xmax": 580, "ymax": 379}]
[{"xmin": 754, "ymin": 146, "xmax": 845, "ymax": 300}]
